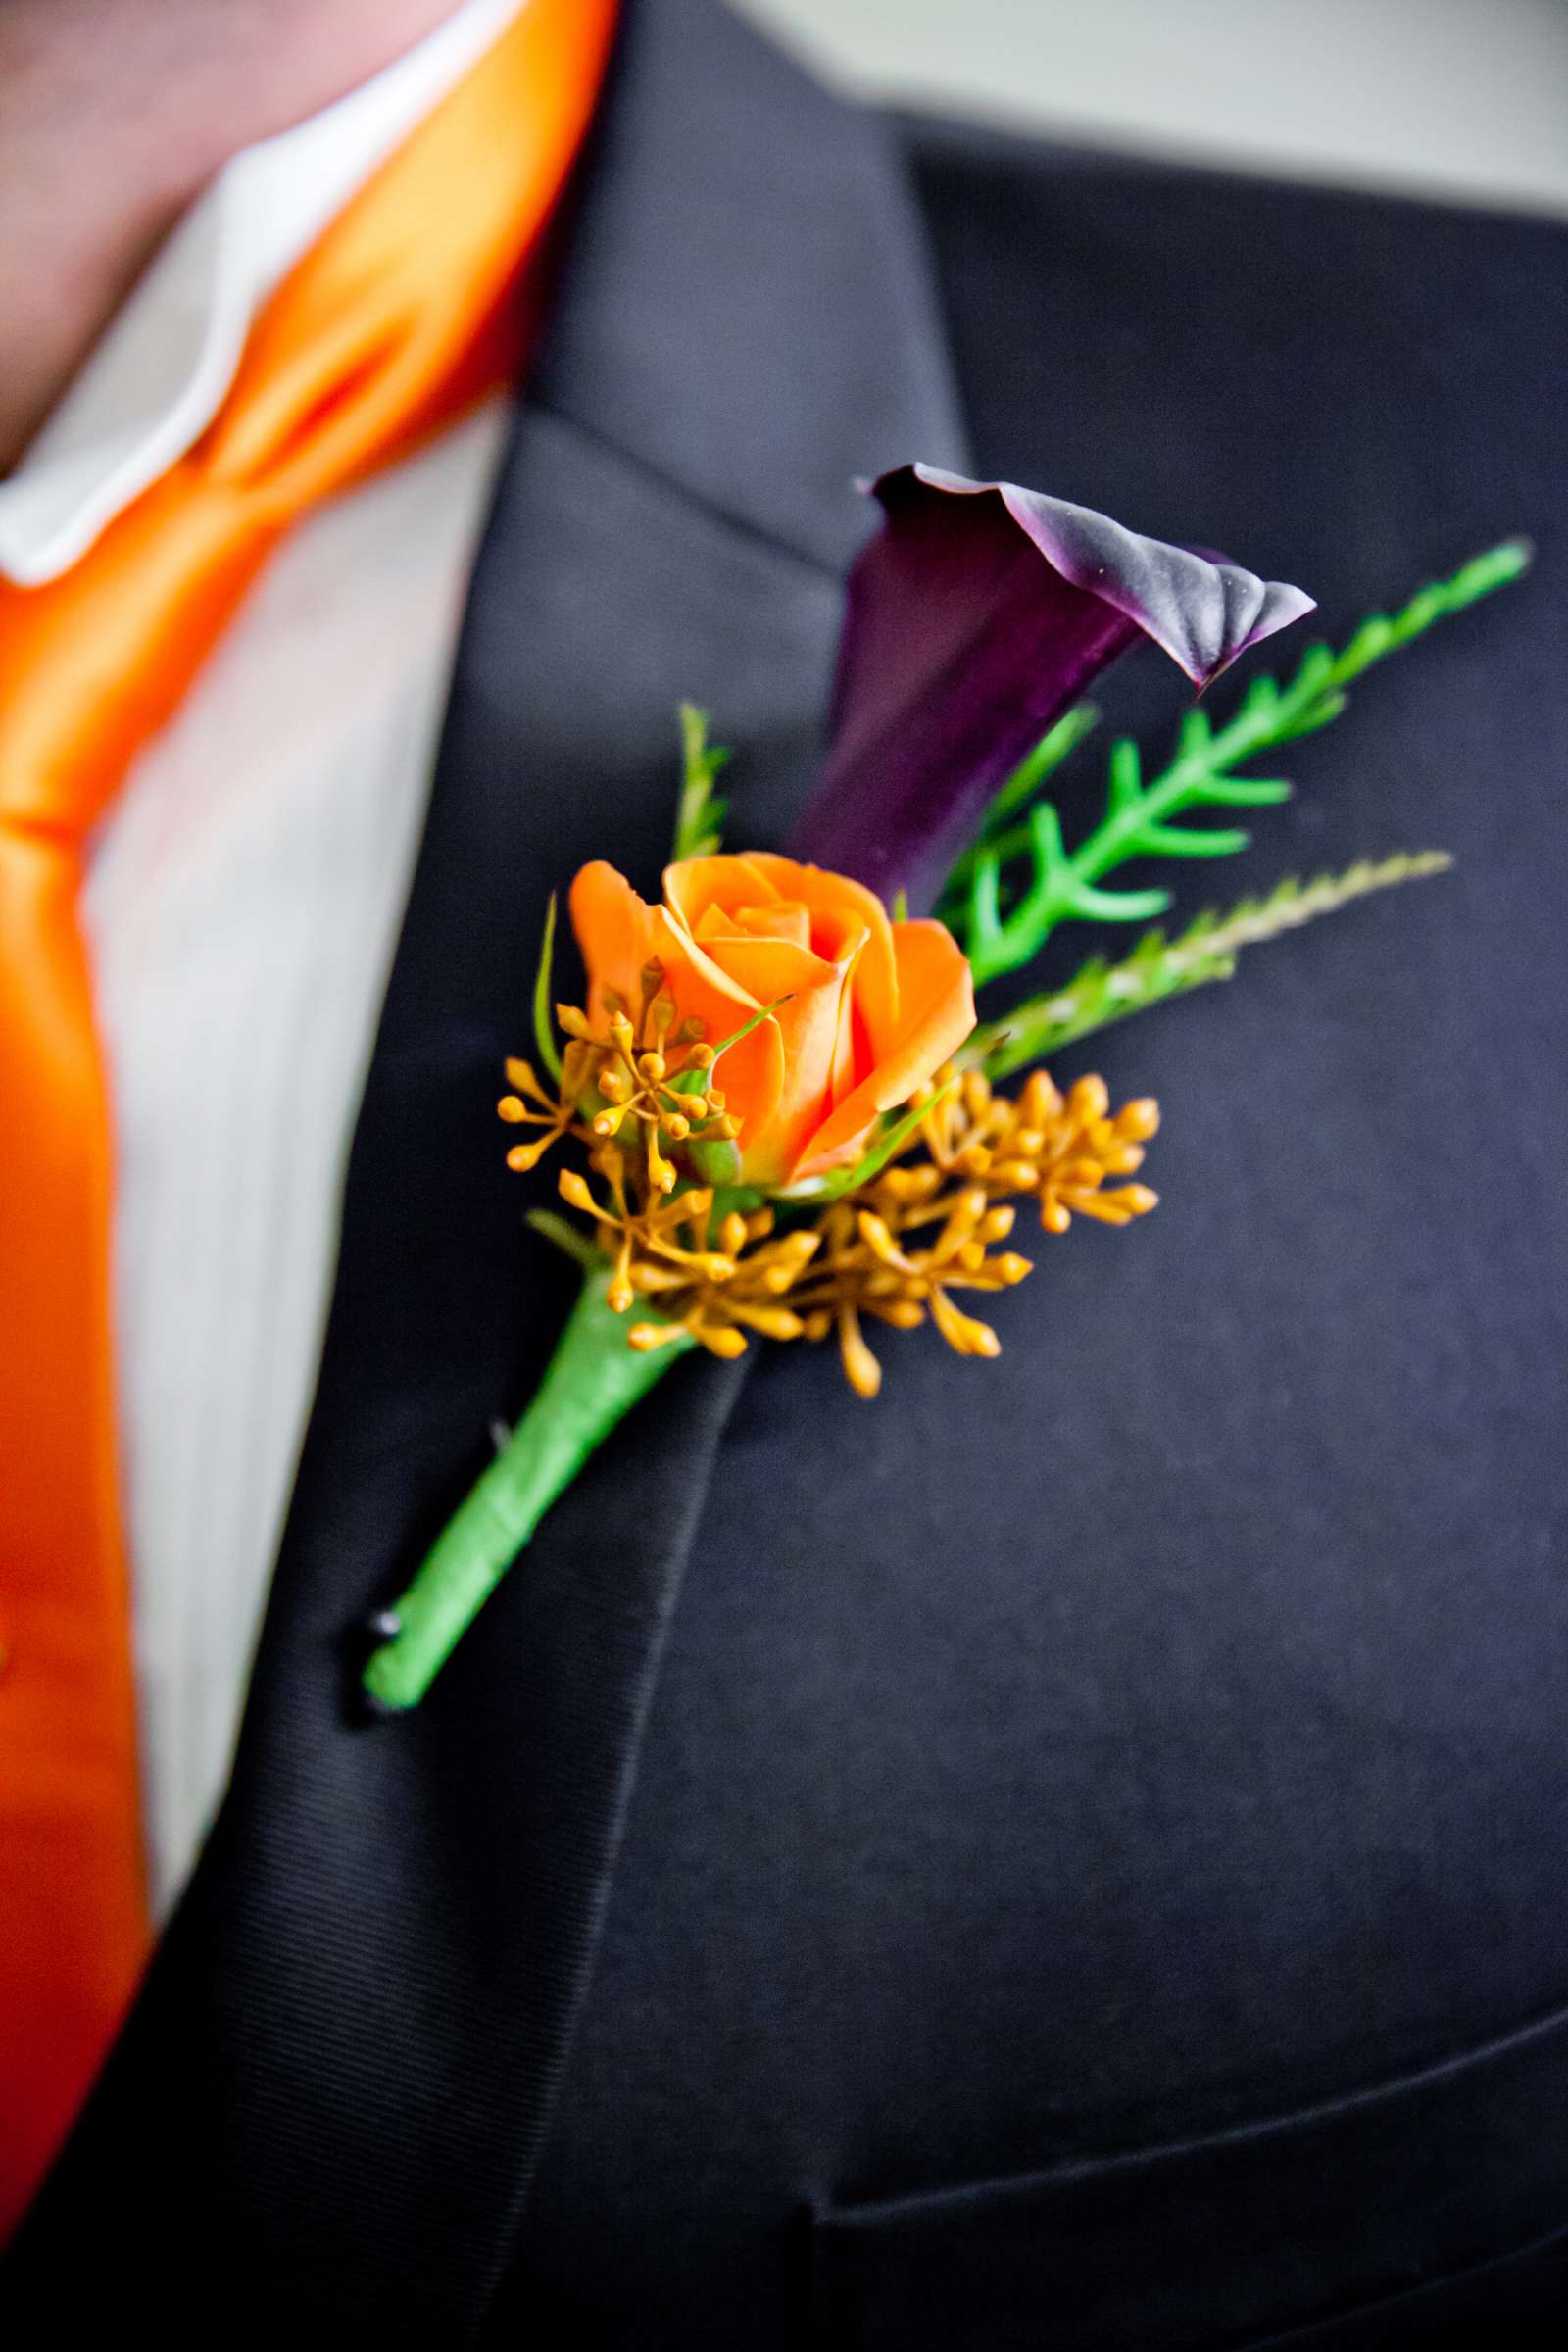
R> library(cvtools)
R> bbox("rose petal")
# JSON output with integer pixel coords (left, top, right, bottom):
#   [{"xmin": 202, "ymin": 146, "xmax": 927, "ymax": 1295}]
[
  {"xmin": 790, "ymin": 916, "xmax": 975, "ymax": 1180},
  {"xmin": 691, "ymin": 933, "xmax": 849, "ymax": 1180},
  {"xmin": 697, "ymin": 900, "xmax": 813, "ymax": 950},
  {"xmin": 738, "ymin": 853, "xmax": 901, "ymax": 1054},
  {"xmin": 664, "ymin": 852, "xmax": 787, "ymax": 929},
  {"xmin": 568, "ymin": 859, "xmax": 660, "ymax": 1023}
]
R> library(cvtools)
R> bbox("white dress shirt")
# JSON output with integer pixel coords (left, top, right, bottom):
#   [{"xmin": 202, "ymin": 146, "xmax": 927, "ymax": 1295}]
[{"xmin": 0, "ymin": 0, "xmax": 525, "ymax": 1914}]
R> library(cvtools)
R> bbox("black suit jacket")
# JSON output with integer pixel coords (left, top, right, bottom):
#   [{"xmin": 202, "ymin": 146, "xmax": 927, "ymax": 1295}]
[{"xmin": 10, "ymin": 2, "xmax": 1567, "ymax": 2342}]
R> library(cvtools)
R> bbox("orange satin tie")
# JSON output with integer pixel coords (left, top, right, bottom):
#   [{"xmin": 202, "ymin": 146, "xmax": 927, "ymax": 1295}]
[{"xmin": 0, "ymin": 0, "xmax": 616, "ymax": 2235}]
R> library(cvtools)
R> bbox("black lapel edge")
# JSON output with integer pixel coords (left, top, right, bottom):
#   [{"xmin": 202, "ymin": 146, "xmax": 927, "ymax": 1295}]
[{"xmin": 526, "ymin": 0, "xmax": 971, "ymax": 574}]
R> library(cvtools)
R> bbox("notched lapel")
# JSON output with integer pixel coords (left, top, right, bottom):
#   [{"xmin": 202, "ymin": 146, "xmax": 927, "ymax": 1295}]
[{"xmin": 11, "ymin": 0, "xmax": 966, "ymax": 2331}]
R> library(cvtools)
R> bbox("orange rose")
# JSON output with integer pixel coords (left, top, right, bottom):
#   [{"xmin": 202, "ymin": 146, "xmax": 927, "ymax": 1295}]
[{"xmin": 568, "ymin": 853, "xmax": 975, "ymax": 1187}]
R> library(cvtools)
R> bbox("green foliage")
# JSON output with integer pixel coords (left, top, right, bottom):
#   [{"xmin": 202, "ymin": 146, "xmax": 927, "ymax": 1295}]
[
  {"xmin": 942, "ymin": 540, "xmax": 1529, "ymax": 988},
  {"xmin": 688, "ymin": 1134, "xmax": 744, "ymax": 1185},
  {"xmin": 525, "ymin": 1206, "xmax": 602, "ymax": 1271},
  {"xmin": 673, "ymin": 702, "xmax": 730, "ymax": 860},
  {"xmin": 531, "ymin": 892, "xmax": 564, "ymax": 1086},
  {"xmin": 965, "ymin": 852, "xmax": 1454, "ymax": 1080},
  {"xmin": 965, "ymin": 702, "xmax": 1102, "ymax": 851}
]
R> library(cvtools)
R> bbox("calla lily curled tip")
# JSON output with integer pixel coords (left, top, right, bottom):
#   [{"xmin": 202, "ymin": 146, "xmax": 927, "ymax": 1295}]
[{"xmin": 789, "ymin": 463, "xmax": 1314, "ymax": 913}]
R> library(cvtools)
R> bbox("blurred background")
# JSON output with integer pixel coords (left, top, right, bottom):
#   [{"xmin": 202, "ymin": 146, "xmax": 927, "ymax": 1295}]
[{"xmin": 733, "ymin": 0, "xmax": 1568, "ymax": 218}]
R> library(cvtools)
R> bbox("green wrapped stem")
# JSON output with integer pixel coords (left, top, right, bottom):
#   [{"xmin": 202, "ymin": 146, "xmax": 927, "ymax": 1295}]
[{"xmin": 363, "ymin": 1272, "xmax": 695, "ymax": 1711}]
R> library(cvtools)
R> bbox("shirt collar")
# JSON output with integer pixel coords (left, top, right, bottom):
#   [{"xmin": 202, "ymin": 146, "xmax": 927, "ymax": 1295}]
[{"xmin": 0, "ymin": 0, "xmax": 526, "ymax": 588}]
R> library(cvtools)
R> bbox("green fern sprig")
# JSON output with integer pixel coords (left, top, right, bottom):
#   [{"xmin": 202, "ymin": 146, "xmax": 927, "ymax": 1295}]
[
  {"xmin": 967, "ymin": 702, "xmax": 1102, "ymax": 845},
  {"xmin": 965, "ymin": 851, "xmax": 1454, "ymax": 1080},
  {"xmin": 672, "ymin": 702, "xmax": 730, "ymax": 860},
  {"xmin": 944, "ymin": 540, "xmax": 1527, "ymax": 988}
]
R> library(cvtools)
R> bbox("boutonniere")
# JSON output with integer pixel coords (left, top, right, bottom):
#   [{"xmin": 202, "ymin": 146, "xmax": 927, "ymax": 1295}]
[{"xmin": 363, "ymin": 466, "xmax": 1526, "ymax": 1711}]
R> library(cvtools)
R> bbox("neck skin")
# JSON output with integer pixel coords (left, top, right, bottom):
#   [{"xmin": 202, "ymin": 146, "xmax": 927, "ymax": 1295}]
[{"xmin": 0, "ymin": 0, "xmax": 464, "ymax": 474}]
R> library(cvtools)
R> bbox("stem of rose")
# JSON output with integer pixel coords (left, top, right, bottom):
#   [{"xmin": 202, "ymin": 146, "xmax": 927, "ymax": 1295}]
[{"xmin": 362, "ymin": 1269, "xmax": 694, "ymax": 1711}]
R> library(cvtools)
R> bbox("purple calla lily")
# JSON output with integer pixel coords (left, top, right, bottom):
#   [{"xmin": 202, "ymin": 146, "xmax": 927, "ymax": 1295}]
[{"xmin": 789, "ymin": 464, "xmax": 1314, "ymax": 912}]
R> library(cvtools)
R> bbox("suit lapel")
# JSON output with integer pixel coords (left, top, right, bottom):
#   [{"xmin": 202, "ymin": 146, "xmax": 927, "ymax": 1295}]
[{"xmin": 15, "ymin": 0, "xmax": 964, "ymax": 2329}]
